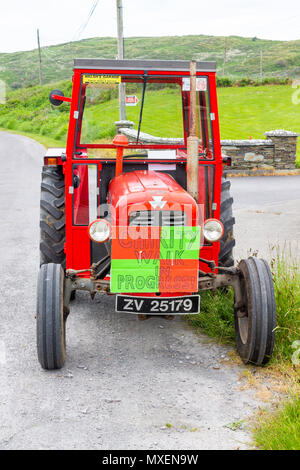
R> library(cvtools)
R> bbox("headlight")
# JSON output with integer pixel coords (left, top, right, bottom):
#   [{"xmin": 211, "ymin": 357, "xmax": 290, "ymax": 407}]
[
  {"xmin": 88, "ymin": 219, "xmax": 111, "ymax": 243},
  {"xmin": 203, "ymin": 218, "xmax": 224, "ymax": 242}
]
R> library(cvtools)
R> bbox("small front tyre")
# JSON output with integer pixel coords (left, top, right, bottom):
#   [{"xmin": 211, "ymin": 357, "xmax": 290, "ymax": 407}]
[
  {"xmin": 37, "ymin": 263, "xmax": 67, "ymax": 370},
  {"xmin": 235, "ymin": 257, "xmax": 276, "ymax": 366}
]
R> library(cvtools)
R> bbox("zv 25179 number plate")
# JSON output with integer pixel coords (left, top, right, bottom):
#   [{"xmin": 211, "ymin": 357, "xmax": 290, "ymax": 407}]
[{"xmin": 115, "ymin": 295, "xmax": 200, "ymax": 315}]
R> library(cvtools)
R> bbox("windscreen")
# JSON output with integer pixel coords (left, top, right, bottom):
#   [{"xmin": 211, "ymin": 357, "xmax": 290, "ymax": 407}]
[{"xmin": 76, "ymin": 74, "xmax": 184, "ymax": 158}]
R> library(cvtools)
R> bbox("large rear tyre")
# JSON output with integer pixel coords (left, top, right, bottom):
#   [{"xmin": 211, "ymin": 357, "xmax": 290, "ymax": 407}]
[
  {"xmin": 235, "ymin": 257, "xmax": 276, "ymax": 366},
  {"xmin": 37, "ymin": 263, "xmax": 67, "ymax": 370},
  {"xmin": 219, "ymin": 177, "xmax": 235, "ymax": 267},
  {"xmin": 40, "ymin": 165, "xmax": 65, "ymax": 268}
]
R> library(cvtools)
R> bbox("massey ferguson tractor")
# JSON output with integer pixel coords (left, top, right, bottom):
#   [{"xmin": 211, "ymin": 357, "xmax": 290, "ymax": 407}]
[{"xmin": 37, "ymin": 59, "xmax": 276, "ymax": 370}]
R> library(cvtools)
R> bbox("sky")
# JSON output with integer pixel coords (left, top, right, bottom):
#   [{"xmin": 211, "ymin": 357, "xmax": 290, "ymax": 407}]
[{"xmin": 0, "ymin": 0, "xmax": 300, "ymax": 53}]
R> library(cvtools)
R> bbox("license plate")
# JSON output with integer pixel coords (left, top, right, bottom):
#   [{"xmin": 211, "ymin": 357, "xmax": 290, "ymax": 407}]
[{"xmin": 115, "ymin": 295, "xmax": 200, "ymax": 315}]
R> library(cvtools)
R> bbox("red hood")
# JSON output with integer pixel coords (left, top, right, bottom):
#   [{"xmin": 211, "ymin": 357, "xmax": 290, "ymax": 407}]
[{"xmin": 108, "ymin": 170, "xmax": 199, "ymax": 225}]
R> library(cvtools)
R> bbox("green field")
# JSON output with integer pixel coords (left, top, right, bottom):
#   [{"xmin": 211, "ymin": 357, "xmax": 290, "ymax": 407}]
[
  {"xmin": 0, "ymin": 81, "xmax": 299, "ymax": 165},
  {"xmin": 1, "ymin": 34, "xmax": 300, "ymax": 89}
]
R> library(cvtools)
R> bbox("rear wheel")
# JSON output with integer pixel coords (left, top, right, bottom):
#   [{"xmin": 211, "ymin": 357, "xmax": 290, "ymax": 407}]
[
  {"xmin": 37, "ymin": 263, "xmax": 67, "ymax": 370},
  {"xmin": 219, "ymin": 177, "xmax": 235, "ymax": 267},
  {"xmin": 40, "ymin": 165, "xmax": 65, "ymax": 268},
  {"xmin": 235, "ymin": 257, "xmax": 276, "ymax": 366}
]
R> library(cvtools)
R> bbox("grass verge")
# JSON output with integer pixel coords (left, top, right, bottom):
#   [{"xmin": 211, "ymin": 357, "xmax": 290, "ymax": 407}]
[
  {"xmin": 0, "ymin": 127, "xmax": 65, "ymax": 149},
  {"xmin": 187, "ymin": 248, "xmax": 300, "ymax": 450},
  {"xmin": 187, "ymin": 288, "xmax": 235, "ymax": 344},
  {"xmin": 252, "ymin": 397, "xmax": 300, "ymax": 450}
]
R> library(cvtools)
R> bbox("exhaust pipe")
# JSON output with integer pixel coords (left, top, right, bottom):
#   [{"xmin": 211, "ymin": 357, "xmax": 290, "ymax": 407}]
[
  {"xmin": 187, "ymin": 60, "xmax": 199, "ymax": 202},
  {"xmin": 113, "ymin": 134, "xmax": 128, "ymax": 177}
]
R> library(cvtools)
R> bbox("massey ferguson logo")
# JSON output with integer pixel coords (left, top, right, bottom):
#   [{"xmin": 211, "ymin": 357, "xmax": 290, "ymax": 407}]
[{"xmin": 149, "ymin": 196, "xmax": 166, "ymax": 209}]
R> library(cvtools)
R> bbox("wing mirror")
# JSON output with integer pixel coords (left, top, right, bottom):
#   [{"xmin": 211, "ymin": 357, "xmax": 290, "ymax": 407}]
[{"xmin": 49, "ymin": 90, "xmax": 71, "ymax": 106}]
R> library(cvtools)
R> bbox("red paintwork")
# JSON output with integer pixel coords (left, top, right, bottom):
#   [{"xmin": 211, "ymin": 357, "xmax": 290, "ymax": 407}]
[
  {"xmin": 49, "ymin": 63, "xmax": 223, "ymax": 295},
  {"xmin": 112, "ymin": 134, "xmax": 130, "ymax": 146},
  {"xmin": 109, "ymin": 170, "xmax": 199, "ymax": 227},
  {"xmin": 159, "ymin": 259, "xmax": 199, "ymax": 292},
  {"xmin": 73, "ymin": 165, "xmax": 89, "ymax": 225},
  {"xmin": 111, "ymin": 226, "xmax": 161, "ymax": 260},
  {"xmin": 70, "ymin": 226, "xmax": 91, "ymax": 274}
]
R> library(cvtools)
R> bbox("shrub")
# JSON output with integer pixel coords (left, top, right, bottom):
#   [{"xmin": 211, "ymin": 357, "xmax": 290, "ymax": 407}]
[{"xmin": 216, "ymin": 76, "xmax": 233, "ymax": 87}]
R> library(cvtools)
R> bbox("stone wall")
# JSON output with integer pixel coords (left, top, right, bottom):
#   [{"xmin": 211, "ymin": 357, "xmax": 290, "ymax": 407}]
[
  {"xmin": 221, "ymin": 139, "xmax": 274, "ymax": 170},
  {"xmin": 116, "ymin": 121, "xmax": 298, "ymax": 171},
  {"xmin": 222, "ymin": 130, "xmax": 299, "ymax": 171}
]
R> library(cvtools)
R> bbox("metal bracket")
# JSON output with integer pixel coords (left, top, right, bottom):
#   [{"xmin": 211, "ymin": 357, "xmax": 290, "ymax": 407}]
[{"xmin": 64, "ymin": 266, "xmax": 246, "ymax": 316}]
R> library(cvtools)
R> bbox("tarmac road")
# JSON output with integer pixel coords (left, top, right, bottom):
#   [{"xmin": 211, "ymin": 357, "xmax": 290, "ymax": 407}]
[
  {"xmin": 0, "ymin": 131, "xmax": 299, "ymax": 450},
  {"xmin": 231, "ymin": 174, "xmax": 300, "ymax": 261}
]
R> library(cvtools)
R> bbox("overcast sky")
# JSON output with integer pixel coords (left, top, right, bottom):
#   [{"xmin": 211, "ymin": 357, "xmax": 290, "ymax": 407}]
[{"xmin": 1, "ymin": 0, "xmax": 300, "ymax": 53}]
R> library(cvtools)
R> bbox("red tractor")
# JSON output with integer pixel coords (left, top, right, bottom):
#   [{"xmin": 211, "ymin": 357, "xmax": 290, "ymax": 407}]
[{"xmin": 37, "ymin": 59, "xmax": 276, "ymax": 370}]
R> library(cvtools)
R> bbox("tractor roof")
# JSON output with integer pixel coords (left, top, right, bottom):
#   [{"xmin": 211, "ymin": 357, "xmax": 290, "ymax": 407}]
[{"xmin": 73, "ymin": 58, "xmax": 216, "ymax": 73}]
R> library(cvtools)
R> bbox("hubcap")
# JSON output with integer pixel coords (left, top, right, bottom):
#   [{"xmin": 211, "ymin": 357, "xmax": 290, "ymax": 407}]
[{"xmin": 238, "ymin": 316, "xmax": 249, "ymax": 344}]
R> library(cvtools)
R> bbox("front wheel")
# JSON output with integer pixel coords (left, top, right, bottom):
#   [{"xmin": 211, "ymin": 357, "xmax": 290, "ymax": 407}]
[
  {"xmin": 37, "ymin": 263, "xmax": 67, "ymax": 370},
  {"xmin": 235, "ymin": 257, "xmax": 276, "ymax": 366}
]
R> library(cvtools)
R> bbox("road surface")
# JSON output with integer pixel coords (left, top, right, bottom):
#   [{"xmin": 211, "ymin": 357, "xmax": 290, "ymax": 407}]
[
  {"xmin": 231, "ymin": 174, "xmax": 300, "ymax": 261},
  {"xmin": 0, "ymin": 131, "xmax": 299, "ymax": 450}
]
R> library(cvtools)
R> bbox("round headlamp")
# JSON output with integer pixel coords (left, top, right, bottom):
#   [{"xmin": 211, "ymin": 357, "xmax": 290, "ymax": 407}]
[
  {"xmin": 88, "ymin": 219, "xmax": 111, "ymax": 244},
  {"xmin": 203, "ymin": 218, "xmax": 224, "ymax": 242}
]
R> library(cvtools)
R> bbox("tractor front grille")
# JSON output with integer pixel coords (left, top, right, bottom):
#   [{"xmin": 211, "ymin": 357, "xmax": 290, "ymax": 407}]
[{"xmin": 129, "ymin": 210, "xmax": 187, "ymax": 227}]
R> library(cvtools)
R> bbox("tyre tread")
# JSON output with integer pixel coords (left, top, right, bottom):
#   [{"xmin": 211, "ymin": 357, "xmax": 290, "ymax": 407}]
[
  {"xmin": 235, "ymin": 257, "xmax": 276, "ymax": 366},
  {"xmin": 219, "ymin": 177, "xmax": 235, "ymax": 267},
  {"xmin": 40, "ymin": 166, "xmax": 66, "ymax": 268},
  {"xmin": 37, "ymin": 263, "xmax": 66, "ymax": 370}
]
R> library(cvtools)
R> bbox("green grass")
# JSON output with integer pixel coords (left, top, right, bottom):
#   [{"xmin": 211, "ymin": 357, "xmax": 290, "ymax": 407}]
[
  {"xmin": 0, "ymin": 80, "xmax": 72, "ymax": 147},
  {"xmin": 219, "ymin": 85, "xmax": 300, "ymax": 139},
  {"xmin": 270, "ymin": 249, "xmax": 300, "ymax": 363},
  {"xmin": 1, "ymin": 34, "xmax": 300, "ymax": 89},
  {"xmin": 217, "ymin": 85, "xmax": 300, "ymax": 164},
  {"xmin": 83, "ymin": 86, "xmax": 184, "ymax": 141},
  {"xmin": 187, "ymin": 289, "xmax": 235, "ymax": 344},
  {"xmin": 253, "ymin": 398, "xmax": 300, "ymax": 450}
]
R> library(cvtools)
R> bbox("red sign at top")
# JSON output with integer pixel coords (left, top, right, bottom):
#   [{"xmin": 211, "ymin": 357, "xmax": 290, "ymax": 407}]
[{"xmin": 125, "ymin": 95, "xmax": 139, "ymax": 106}]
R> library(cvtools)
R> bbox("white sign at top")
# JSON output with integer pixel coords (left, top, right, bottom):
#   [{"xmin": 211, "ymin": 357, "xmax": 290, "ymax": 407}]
[{"xmin": 182, "ymin": 77, "xmax": 207, "ymax": 92}]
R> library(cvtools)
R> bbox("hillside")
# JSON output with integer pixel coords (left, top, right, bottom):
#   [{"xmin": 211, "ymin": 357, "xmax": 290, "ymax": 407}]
[
  {"xmin": 1, "ymin": 35, "xmax": 300, "ymax": 89},
  {"xmin": 0, "ymin": 81, "xmax": 299, "ymax": 166}
]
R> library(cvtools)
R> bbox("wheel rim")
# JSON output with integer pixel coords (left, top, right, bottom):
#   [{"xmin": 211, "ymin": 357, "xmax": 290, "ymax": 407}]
[
  {"xmin": 238, "ymin": 277, "xmax": 249, "ymax": 345},
  {"xmin": 238, "ymin": 316, "xmax": 249, "ymax": 345}
]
